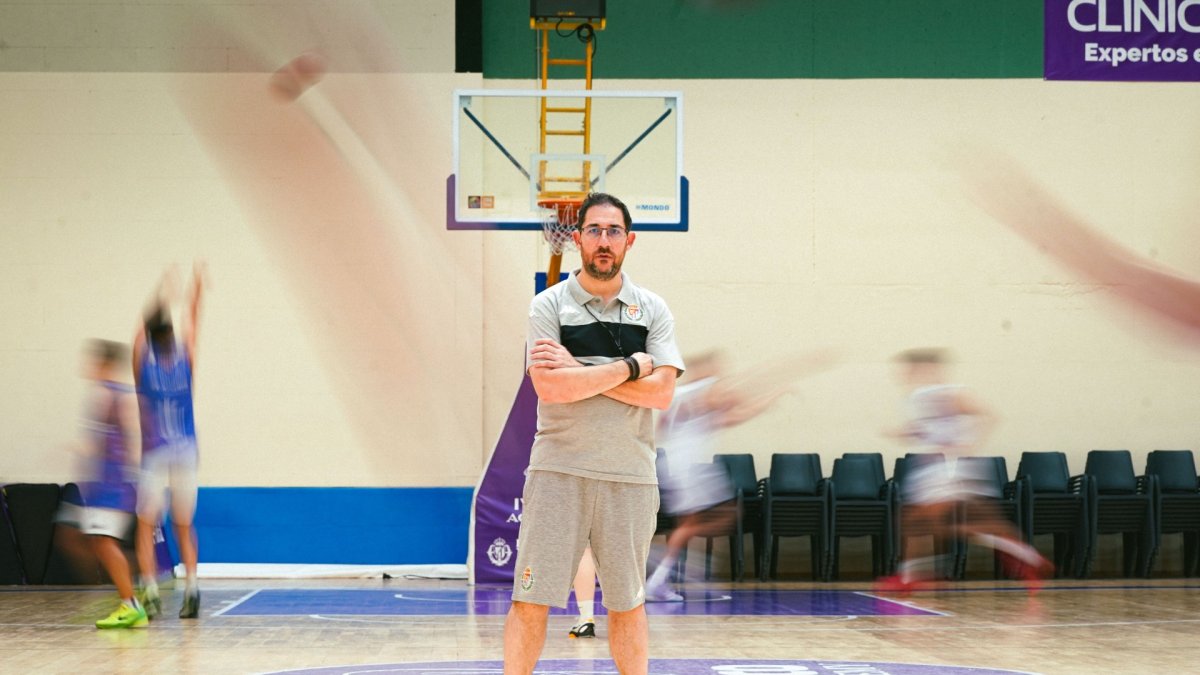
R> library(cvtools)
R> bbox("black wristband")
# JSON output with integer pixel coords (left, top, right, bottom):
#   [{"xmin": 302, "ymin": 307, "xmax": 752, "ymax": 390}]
[{"xmin": 623, "ymin": 355, "xmax": 640, "ymax": 381}]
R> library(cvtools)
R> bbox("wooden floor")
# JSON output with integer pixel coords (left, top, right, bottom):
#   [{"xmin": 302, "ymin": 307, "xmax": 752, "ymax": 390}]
[{"xmin": 2, "ymin": 576, "xmax": 1197, "ymax": 674}]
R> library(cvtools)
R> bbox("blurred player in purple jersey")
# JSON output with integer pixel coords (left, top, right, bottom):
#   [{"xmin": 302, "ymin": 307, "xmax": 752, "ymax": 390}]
[
  {"xmin": 71, "ymin": 340, "xmax": 146, "ymax": 628},
  {"xmin": 133, "ymin": 262, "xmax": 206, "ymax": 620}
]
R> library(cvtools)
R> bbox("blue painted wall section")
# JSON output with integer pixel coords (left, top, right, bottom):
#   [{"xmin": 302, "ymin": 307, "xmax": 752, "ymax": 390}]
[{"xmin": 194, "ymin": 487, "xmax": 473, "ymax": 564}]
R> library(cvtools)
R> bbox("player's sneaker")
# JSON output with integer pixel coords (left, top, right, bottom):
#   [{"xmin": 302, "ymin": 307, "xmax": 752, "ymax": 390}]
[
  {"xmin": 137, "ymin": 588, "xmax": 161, "ymax": 620},
  {"xmin": 645, "ymin": 582, "xmax": 683, "ymax": 602},
  {"xmin": 568, "ymin": 620, "xmax": 596, "ymax": 638},
  {"xmin": 1000, "ymin": 552, "xmax": 1055, "ymax": 595},
  {"xmin": 873, "ymin": 574, "xmax": 936, "ymax": 595},
  {"xmin": 179, "ymin": 590, "xmax": 200, "ymax": 619},
  {"xmin": 874, "ymin": 575, "xmax": 913, "ymax": 593},
  {"xmin": 96, "ymin": 602, "xmax": 148, "ymax": 629}
]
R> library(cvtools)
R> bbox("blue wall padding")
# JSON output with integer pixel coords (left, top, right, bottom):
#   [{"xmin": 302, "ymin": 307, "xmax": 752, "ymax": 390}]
[{"xmin": 194, "ymin": 487, "xmax": 473, "ymax": 564}]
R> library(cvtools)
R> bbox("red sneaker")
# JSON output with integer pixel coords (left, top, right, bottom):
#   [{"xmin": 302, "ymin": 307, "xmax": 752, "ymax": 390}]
[
  {"xmin": 1000, "ymin": 553, "xmax": 1054, "ymax": 595},
  {"xmin": 874, "ymin": 575, "xmax": 914, "ymax": 595}
]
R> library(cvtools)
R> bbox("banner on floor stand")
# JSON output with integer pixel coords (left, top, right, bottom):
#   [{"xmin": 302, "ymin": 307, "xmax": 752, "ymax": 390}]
[
  {"xmin": 468, "ymin": 273, "xmax": 572, "ymax": 585},
  {"xmin": 468, "ymin": 375, "xmax": 538, "ymax": 585}
]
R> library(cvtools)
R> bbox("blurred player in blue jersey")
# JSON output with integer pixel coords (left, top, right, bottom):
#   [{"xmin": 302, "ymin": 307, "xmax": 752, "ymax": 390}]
[
  {"xmin": 134, "ymin": 262, "xmax": 206, "ymax": 619},
  {"xmin": 72, "ymin": 339, "xmax": 146, "ymax": 628}
]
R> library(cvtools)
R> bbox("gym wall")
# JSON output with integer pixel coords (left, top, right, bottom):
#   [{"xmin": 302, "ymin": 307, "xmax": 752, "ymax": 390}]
[{"xmin": 1, "ymin": 1, "xmax": 1197, "ymax": 567}]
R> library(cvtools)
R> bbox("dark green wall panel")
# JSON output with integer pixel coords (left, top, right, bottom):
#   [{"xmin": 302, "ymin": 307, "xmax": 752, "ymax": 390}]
[{"xmin": 483, "ymin": 0, "xmax": 1042, "ymax": 79}]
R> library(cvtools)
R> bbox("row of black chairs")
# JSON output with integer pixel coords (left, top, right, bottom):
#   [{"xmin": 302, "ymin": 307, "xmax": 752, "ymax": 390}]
[
  {"xmin": 690, "ymin": 449, "xmax": 1200, "ymax": 582},
  {"xmin": 0, "ymin": 483, "xmax": 118, "ymax": 585}
]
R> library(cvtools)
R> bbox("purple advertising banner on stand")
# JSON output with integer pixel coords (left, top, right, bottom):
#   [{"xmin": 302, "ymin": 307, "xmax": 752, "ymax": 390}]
[
  {"xmin": 469, "ymin": 272, "xmax": 569, "ymax": 585},
  {"xmin": 469, "ymin": 375, "xmax": 537, "ymax": 585},
  {"xmin": 1045, "ymin": 0, "xmax": 1200, "ymax": 80}
]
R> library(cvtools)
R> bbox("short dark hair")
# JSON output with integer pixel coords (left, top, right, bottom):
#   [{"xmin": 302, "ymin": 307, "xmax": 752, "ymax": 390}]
[
  {"xmin": 144, "ymin": 304, "xmax": 175, "ymax": 354},
  {"xmin": 896, "ymin": 348, "xmax": 948, "ymax": 365},
  {"xmin": 576, "ymin": 192, "xmax": 632, "ymax": 232},
  {"xmin": 88, "ymin": 339, "xmax": 128, "ymax": 367}
]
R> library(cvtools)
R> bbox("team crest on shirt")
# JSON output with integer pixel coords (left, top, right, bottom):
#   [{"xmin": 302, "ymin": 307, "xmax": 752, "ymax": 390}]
[
  {"xmin": 625, "ymin": 304, "xmax": 642, "ymax": 321},
  {"xmin": 487, "ymin": 538, "xmax": 512, "ymax": 567},
  {"xmin": 520, "ymin": 566, "xmax": 534, "ymax": 591}
]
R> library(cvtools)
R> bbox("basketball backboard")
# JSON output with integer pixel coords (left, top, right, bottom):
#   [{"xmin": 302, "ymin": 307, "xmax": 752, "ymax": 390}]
[{"xmin": 448, "ymin": 89, "xmax": 686, "ymax": 231}]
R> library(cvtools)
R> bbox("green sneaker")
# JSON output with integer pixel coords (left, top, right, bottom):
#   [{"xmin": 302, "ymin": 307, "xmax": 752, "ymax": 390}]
[
  {"xmin": 179, "ymin": 590, "xmax": 200, "ymax": 619},
  {"xmin": 96, "ymin": 602, "xmax": 148, "ymax": 629},
  {"xmin": 137, "ymin": 589, "xmax": 161, "ymax": 620}
]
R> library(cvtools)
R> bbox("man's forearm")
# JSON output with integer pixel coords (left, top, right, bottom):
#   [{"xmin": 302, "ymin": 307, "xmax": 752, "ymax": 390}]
[
  {"xmin": 601, "ymin": 366, "xmax": 677, "ymax": 410},
  {"xmin": 530, "ymin": 360, "xmax": 634, "ymax": 404}
]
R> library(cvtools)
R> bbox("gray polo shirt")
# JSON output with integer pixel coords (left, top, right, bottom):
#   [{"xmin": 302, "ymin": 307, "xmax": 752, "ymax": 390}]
[{"xmin": 526, "ymin": 270, "xmax": 685, "ymax": 484}]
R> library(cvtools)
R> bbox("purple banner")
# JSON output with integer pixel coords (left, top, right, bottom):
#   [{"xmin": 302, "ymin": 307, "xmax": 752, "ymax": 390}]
[
  {"xmin": 1045, "ymin": 0, "xmax": 1200, "ymax": 81},
  {"xmin": 469, "ymin": 375, "xmax": 538, "ymax": 585}
]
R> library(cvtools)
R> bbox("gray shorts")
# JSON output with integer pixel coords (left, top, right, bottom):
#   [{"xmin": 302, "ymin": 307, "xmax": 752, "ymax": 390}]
[
  {"xmin": 511, "ymin": 470, "xmax": 659, "ymax": 612},
  {"xmin": 138, "ymin": 439, "xmax": 199, "ymax": 523}
]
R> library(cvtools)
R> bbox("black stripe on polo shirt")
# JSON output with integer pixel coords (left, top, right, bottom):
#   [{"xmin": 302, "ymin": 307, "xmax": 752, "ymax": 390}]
[{"xmin": 561, "ymin": 322, "xmax": 649, "ymax": 358}]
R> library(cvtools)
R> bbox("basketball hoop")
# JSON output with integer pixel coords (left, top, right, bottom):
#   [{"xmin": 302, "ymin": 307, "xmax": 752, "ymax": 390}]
[{"xmin": 539, "ymin": 198, "xmax": 582, "ymax": 255}]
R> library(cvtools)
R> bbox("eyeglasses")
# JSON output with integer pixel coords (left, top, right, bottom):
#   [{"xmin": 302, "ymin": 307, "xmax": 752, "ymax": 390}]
[{"xmin": 579, "ymin": 226, "xmax": 628, "ymax": 240}]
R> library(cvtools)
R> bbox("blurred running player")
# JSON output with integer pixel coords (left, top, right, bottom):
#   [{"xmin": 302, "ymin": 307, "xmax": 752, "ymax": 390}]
[
  {"xmin": 134, "ymin": 262, "xmax": 206, "ymax": 619},
  {"xmin": 647, "ymin": 349, "xmax": 834, "ymax": 601},
  {"xmin": 72, "ymin": 340, "xmax": 145, "ymax": 628},
  {"xmin": 879, "ymin": 348, "xmax": 1051, "ymax": 591}
]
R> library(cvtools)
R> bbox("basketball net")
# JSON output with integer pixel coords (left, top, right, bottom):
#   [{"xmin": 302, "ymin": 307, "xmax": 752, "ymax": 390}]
[
  {"xmin": 539, "ymin": 199, "xmax": 581, "ymax": 289},
  {"xmin": 539, "ymin": 199, "xmax": 580, "ymax": 255}
]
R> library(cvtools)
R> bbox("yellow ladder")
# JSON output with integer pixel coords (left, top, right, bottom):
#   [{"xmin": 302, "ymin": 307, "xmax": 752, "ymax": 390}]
[
  {"xmin": 531, "ymin": 19, "xmax": 605, "ymax": 288},
  {"xmin": 532, "ymin": 19, "xmax": 605, "ymax": 203}
]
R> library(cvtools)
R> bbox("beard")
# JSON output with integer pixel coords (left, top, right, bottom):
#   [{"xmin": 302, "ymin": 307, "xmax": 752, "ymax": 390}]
[{"xmin": 583, "ymin": 247, "xmax": 623, "ymax": 281}]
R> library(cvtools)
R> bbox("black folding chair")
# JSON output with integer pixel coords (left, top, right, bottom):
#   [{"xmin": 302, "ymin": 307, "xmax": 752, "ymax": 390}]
[
  {"xmin": 708, "ymin": 454, "xmax": 765, "ymax": 581},
  {"xmin": 761, "ymin": 453, "xmax": 830, "ymax": 581},
  {"xmin": 1145, "ymin": 450, "xmax": 1200, "ymax": 577},
  {"xmin": 828, "ymin": 454, "xmax": 894, "ymax": 579},
  {"xmin": 1083, "ymin": 450, "xmax": 1157, "ymax": 578},
  {"xmin": 1016, "ymin": 452, "xmax": 1089, "ymax": 578}
]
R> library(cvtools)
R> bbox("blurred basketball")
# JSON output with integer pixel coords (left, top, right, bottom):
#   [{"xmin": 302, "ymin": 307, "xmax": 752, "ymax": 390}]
[{"xmin": 268, "ymin": 51, "xmax": 328, "ymax": 103}]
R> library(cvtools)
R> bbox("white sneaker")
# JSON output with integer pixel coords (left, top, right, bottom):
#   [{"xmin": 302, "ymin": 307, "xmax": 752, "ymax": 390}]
[{"xmin": 645, "ymin": 582, "xmax": 683, "ymax": 602}]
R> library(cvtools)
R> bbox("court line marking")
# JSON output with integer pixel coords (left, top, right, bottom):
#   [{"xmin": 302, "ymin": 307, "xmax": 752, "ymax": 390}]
[
  {"xmin": 15, "ymin": 615, "xmax": 1194, "ymax": 634},
  {"xmin": 259, "ymin": 658, "xmax": 1033, "ymax": 675},
  {"xmin": 0, "ymin": 588, "xmax": 117, "ymax": 594},
  {"xmin": 391, "ymin": 591, "xmax": 735, "ymax": 603},
  {"xmin": 308, "ymin": 614, "xmax": 504, "ymax": 626},
  {"xmin": 392, "ymin": 592, "xmax": 470, "ymax": 602},
  {"xmin": 651, "ymin": 617, "xmax": 1200, "ymax": 633},
  {"xmin": 210, "ymin": 588, "xmax": 262, "ymax": 617},
  {"xmin": 297, "ymin": 613, "xmax": 862, "ymax": 627},
  {"xmin": 258, "ymin": 662, "xmax": 1039, "ymax": 675},
  {"xmin": 854, "ymin": 591, "xmax": 953, "ymax": 617},
  {"xmin": 876, "ymin": 584, "xmax": 1200, "ymax": 593}
]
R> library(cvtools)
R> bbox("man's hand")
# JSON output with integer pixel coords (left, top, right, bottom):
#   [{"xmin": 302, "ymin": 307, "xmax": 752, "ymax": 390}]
[
  {"xmin": 157, "ymin": 264, "xmax": 183, "ymax": 305},
  {"xmin": 193, "ymin": 259, "xmax": 210, "ymax": 292},
  {"xmin": 528, "ymin": 338, "xmax": 582, "ymax": 370},
  {"xmin": 630, "ymin": 352, "xmax": 653, "ymax": 379}
]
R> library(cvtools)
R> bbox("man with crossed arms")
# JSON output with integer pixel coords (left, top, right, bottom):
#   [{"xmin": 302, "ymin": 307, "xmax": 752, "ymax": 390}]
[{"xmin": 504, "ymin": 192, "xmax": 684, "ymax": 675}]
